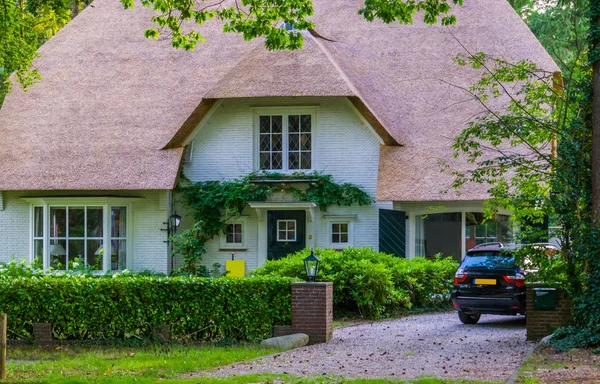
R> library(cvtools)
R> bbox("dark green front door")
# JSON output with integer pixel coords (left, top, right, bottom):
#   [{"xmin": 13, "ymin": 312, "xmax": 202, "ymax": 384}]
[{"xmin": 267, "ymin": 210, "xmax": 306, "ymax": 260}]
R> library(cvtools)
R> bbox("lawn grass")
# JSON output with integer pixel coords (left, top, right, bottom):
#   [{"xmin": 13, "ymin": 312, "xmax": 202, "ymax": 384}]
[
  {"xmin": 3, "ymin": 344, "xmax": 500, "ymax": 384},
  {"xmin": 4, "ymin": 343, "xmax": 279, "ymax": 383}
]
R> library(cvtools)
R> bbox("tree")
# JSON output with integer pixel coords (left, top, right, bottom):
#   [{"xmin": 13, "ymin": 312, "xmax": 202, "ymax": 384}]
[{"xmin": 0, "ymin": 0, "xmax": 90, "ymax": 105}]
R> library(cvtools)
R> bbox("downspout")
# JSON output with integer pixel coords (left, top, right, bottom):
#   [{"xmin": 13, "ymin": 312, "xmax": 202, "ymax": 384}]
[{"xmin": 167, "ymin": 189, "xmax": 174, "ymax": 274}]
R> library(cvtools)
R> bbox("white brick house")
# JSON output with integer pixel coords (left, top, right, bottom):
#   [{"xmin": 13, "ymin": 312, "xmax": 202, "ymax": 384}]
[{"xmin": 0, "ymin": 0, "xmax": 557, "ymax": 274}]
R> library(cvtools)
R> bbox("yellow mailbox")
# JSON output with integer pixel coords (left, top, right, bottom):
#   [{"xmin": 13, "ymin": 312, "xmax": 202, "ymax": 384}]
[{"xmin": 226, "ymin": 260, "xmax": 245, "ymax": 278}]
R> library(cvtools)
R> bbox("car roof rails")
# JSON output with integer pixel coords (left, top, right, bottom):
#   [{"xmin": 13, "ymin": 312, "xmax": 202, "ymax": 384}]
[{"xmin": 471, "ymin": 242, "xmax": 504, "ymax": 249}]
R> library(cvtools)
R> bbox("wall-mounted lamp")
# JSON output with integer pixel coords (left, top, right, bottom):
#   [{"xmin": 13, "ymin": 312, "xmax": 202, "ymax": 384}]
[{"xmin": 163, "ymin": 212, "xmax": 182, "ymax": 241}]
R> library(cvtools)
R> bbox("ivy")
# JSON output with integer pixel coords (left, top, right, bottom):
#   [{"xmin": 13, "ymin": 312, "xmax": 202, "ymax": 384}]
[{"xmin": 172, "ymin": 171, "xmax": 372, "ymax": 275}]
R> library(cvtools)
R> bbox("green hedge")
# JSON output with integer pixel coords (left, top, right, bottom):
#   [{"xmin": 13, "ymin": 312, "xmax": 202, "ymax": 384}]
[
  {"xmin": 0, "ymin": 275, "xmax": 294, "ymax": 341},
  {"xmin": 252, "ymin": 248, "xmax": 459, "ymax": 318}
]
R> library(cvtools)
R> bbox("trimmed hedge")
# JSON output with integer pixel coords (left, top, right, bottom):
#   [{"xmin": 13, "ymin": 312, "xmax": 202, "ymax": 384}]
[
  {"xmin": 252, "ymin": 248, "xmax": 459, "ymax": 318},
  {"xmin": 0, "ymin": 275, "xmax": 294, "ymax": 341}
]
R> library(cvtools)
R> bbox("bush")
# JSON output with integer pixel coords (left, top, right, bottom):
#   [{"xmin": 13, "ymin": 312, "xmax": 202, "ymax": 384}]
[
  {"xmin": 252, "ymin": 247, "xmax": 458, "ymax": 318},
  {"xmin": 0, "ymin": 275, "xmax": 294, "ymax": 341}
]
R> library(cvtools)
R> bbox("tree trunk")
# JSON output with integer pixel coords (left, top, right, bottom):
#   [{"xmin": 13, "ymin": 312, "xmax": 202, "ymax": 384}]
[{"xmin": 593, "ymin": 15, "xmax": 600, "ymax": 218}]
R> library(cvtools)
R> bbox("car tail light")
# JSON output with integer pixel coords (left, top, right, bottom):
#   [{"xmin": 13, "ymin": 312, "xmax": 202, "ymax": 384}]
[
  {"xmin": 454, "ymin": 268, "xmax": 468, "ymax": 284},
  {"xmin": 503, "ymin": 273, "xmax": 526, "ymax": 287}
]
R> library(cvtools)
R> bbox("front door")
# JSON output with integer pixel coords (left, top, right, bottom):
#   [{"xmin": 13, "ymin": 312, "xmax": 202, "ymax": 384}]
[{"xmin": 267, "ymin": 210, "xmax": 306, "ymax": 261}]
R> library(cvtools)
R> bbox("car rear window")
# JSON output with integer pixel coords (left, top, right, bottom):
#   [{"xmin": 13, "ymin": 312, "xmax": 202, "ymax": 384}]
[{"xmin": 461, "ymin": 252, "xmax": 515, "ymax": 269}]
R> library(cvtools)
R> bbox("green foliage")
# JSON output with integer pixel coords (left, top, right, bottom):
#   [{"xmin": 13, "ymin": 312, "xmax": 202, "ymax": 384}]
[
  {"xmin": 0, "ymin": 274, "xmax": 294, "ymax": 341},
  {"xmin": 360, "ymin": 0, "xmax": 463, "ymax": 26},
  {"xmin": 121, "ymin": 0, "xmax": 463, "ymax": 52},
  {"xmin": 169, "ymin": 222, "xmax": 209, "ymax": 277},
  {"xmin": 449, "ymin": 1, "xmax": 600, "ymax": 349},
  {"xmin": 0, "ymin": 0, "xmax": 72, "ymax": 104},
  {"xmin": 5, "ymin": 345, "xmax": 280, "ymax": 383},
  {"xmin": 252, "ymin": 247, "xmax": 458, "ymax": 318},
  {"xmin": 175, "ymin": 171, "xmax": 372, "ymax": 272}
]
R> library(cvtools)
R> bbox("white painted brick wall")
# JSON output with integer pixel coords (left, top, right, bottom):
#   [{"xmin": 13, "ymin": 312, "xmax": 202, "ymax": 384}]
[
  {"xmin": 0, "ymin": 190, "xmax": 170, "ymax": 273},
  {"xmin": 0, "ymin": 191, "xmax": 30, "ymax": 262},
  {"xmin": 181, "ymin": 97, "xmax": 392, "ymax": 270}
]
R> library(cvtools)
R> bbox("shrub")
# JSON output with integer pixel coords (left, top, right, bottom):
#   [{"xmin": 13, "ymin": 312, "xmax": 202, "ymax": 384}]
[
  {"xmin": 252, "ymin": 247, "xmax": 458, "ymax": 318},
  {"xmin": 0, "ymin": 275, "xmax": 294, "ymax": 341}
]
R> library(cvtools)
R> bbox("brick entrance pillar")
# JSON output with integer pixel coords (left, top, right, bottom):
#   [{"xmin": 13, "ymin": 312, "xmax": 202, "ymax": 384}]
[{"xmin": 291, "ymin": 282, "xmax": 333, "ymax": 344}]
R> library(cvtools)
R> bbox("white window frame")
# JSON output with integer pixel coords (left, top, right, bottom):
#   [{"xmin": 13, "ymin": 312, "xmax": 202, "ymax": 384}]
[
  {"xmin": 220, "ymin": 217, "xmax": 248, "ymax": 250},
  {"xmin": 326, "ymin": 217, "xmax": 355, "ymax": 248},
  {"xmin": 47, "ymin": 206, "xmax": 105, "ymax": 270},
  {"xmin": 24, "ymin": 197, "xmax": 137, "ymax": 272},
  {"xmin": 277, "ymin": 219, "xmax": 297, "ymax": 242},
  {"xmin": 253, "ymin": 107, "xmax": 317, "ymax": 173}
]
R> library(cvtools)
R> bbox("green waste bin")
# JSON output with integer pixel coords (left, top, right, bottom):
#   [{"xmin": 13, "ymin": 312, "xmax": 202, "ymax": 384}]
[{"xmin": 533, "ymin": 288, "xmax": 557, "ymax": 310}]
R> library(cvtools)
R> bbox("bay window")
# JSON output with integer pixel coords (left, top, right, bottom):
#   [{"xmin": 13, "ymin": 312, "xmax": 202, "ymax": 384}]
[{"xmin": 27, "ymin": 198, "xmax": 133, "ymax": 271}]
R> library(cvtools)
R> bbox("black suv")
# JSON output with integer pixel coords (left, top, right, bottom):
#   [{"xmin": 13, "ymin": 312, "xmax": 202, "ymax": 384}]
[{"xmin": 451, "ymin": 242, "xmax": 559, "ymax": 324}]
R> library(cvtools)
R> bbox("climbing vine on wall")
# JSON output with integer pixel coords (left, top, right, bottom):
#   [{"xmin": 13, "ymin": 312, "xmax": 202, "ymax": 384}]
[{"xmin": 172, "ymin": 171, "xmax": 373, "ymax": 274}]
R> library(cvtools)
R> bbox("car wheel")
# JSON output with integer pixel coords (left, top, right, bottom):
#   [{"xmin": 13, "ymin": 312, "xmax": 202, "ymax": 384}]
[{"xmin": 458, "ymin": 311, "xmax": 481, "ymax": 324}]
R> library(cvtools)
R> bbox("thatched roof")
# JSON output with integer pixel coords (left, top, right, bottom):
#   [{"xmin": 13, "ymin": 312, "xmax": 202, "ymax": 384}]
[{"xmin": 0, "ymin": 0, "xmax": 557, "ymax": 199}]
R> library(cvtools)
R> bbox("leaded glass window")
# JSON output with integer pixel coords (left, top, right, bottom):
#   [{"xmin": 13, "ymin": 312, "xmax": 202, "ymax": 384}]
[
  {"xmin": 288, "ymin": 115, "xmax": 312, "ymax": 170},
  {"xmin": 258, "ymin": 113, "xmax": 313, "ymax": 171},
  {"xmin": 259, "ymin": 115, "xmax": 283, "ymax": 170}
]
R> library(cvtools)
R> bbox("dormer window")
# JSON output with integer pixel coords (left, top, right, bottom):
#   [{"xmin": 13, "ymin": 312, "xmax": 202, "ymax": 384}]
[{"xmin": 256, "ymin": 109, "xmax": 314, "ymax": 172}]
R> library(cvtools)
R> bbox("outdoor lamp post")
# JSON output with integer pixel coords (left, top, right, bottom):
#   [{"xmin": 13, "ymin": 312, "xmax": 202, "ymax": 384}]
[{"xmin": 303, "ymin": 249, "xmax": 321, "ymax": 282}]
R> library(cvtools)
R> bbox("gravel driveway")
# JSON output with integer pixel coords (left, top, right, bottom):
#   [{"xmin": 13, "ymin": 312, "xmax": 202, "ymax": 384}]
[{"xmin": 199, "ymin": 312, "xmax": 532, "ymax": 382}]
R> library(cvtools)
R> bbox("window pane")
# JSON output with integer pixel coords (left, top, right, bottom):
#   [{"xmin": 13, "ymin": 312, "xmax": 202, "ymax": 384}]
[
  {"xmin": 332, "ymin": 233, "xmax": 340, "ymax": 243},
  {"xmin": 111, "ymin": 240, "xmax": 126, "ymax": 271},
  {"xmin": 49, "ymin": 240, "xmax": 67, "ymax": 269},
  {"xmin": 87, "ymin": 207, "xmax": 103, "ymax": 237},
  {"xmin": 271, "ymin": 152, "xmax": 282, "ymax": 169},
  {"xmin": 300, "ymin": 152, "xmax": 311, "ymax": 169},
  {"xmin": 332, "ymin": 224, "xmax": 340, "ymax": 233},
  {"xmin": 68, "ymin": 240, "xmax": 85, "ymax": 265},
  {"xmin": 289, "ymin": 133, "xmax": 299, "ymax": 151},
  {"xmin": 341, "ymin": 234, "xmax": 349, "ymax": 243},
  {"xmin": 289, "ymin": 115, "xmax": 300, "ymax": 133},
  {"xmin": 34, "ymin": 207, "xmax": 44, "ymax": 238},
  {"xmin": 486, "ymin": 221, "xmax": 497, "ymax": 238},
  {"xmin": 87, "ymin": 240, "xmax": 103, "ymax": 270},
  {"xmin": 272, "ymin": 116, "xmax": 283, "ymax": 133},
  {"xmin": 289, "ymin": 152, "xmax": 300, "ymax": 169},
  {"xmin": 234, "ymin": 233, "xmax": 242, "ymax": 243},
  {"xmin": 259, "ymin": 116, "xmax": 271, "ymax": 133},
  {"xmin": 278, "ymin": 231, "xmax": 286, "ymax": 240},
  {"xmin": 259, "ymin": 153, "xmax": 270, "ymax": 169},
  {"xmin": 68, "ymin": 207, "xmax": 85, "ymax": 237},
  {"xmin": 50, "ymin": 208, "xmax": 66, "ymax": 238},
  {"xmin": 278, "ymin": 221, "xmax": 286, "ymax": 231},
  {"xmin": 287, "ymin": 221, "xmax": 295, "ymax": 231},
  {"xmin": 234, "ymin": 224, "xmax": 242, "ymax": 234},
  {"xmin": 272, "ymin": 133, "xmax": 283, "ymax": 152},
  {"xmin": 300, "ymin": 133, "xmax": 311, "ymax": 150},
  {"xmin": 288, "ymin": 230, "xmax": 296, "ymax": 241},
  {"xmin": 111, "ymin": 207, "xmax": 127, "ymax": 238},
  {"xmin": 340, "ymin": 223, "xmax": 349, "ymax": 233},
  {"xmin": 33, "ymin": 240, "xmax": 43, "ymax": 268},
  {"xmin": 260, "ymin": 134, "xmax": 271, "ymax": 151},
  {"xmin": 301, "ymin": 115, "xmax": 311, "ymax": 132}
]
